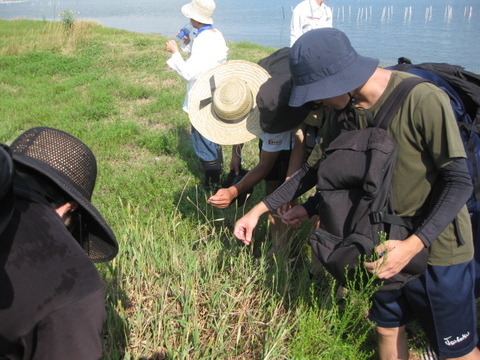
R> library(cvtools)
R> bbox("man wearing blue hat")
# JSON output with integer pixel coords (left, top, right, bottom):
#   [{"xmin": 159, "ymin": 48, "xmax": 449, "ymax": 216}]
[{"xmin": 234, "ymin": 28, "xmax": 479, "ymax": 360}]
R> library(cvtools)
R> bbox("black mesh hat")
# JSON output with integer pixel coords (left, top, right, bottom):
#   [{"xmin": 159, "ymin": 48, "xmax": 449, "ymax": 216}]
[
  {"xmin": 0, "ymin": 144, "xmax": 15, "ymax": 236},
  {"xmin": 9, "ymin": 127, "xmax": 118, "ymax": 263}
]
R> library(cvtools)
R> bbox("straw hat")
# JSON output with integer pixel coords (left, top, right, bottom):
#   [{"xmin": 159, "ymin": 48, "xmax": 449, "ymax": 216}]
[
  {"xmin": 188, "ymin": 60, "xmax": 271, "ymax": 145},
  {"xmin": 10, "ymin": 127, "xmax": 118, "ymax": 263},
  {"xmin": 181, "ymin": 0, "xmax": 216, "ymax": 25}
]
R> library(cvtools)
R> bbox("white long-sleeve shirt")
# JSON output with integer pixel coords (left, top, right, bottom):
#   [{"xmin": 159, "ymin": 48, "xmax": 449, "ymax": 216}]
[
  {"xmin": 290, "ymin": 0, "xmax": 333, "ymax": 46},
  {"xmin": 167, "ymin": 29, "xmax": 228, "ymax": 112}
]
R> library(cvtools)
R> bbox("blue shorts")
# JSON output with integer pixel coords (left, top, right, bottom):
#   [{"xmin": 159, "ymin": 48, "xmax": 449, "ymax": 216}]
[{"xmin": 369, "ymin": 260, "xmax": 478, "ymax": 358}]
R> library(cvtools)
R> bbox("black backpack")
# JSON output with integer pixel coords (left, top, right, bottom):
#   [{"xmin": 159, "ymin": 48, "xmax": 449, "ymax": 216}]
[
  {"xmin": 310, "ymin": 77, "xmax": 429, "ymax": 291},
  {"xmin": 389, "ymin": 58, "xmax": 480, "ymax": 296}
]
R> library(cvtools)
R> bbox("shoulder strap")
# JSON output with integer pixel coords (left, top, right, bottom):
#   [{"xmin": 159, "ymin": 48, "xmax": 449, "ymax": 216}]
[
  {"xmin": 374, "ymin": 76, "xmax": 427, "ymax": 130},
  {"xmin": 370, "ymin": 76, "xmax": 427, "ymax": 230}
]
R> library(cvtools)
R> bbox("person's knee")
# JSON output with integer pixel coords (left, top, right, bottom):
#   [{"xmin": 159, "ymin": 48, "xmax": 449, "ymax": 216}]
[
  {"xmin": 376, "ymin": 325, "xmax": 409, "ymax": 360},
  {"xmin": 376, "ymin": 325, "xmax": 398, "ymax": 338},
  {"xmin": 375, "ymin": 325, "xmax": 406, "ymax": 343}
]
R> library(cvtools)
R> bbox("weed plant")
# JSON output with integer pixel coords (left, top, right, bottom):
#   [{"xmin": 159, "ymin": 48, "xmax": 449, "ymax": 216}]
[
  {"xmin": 59, "ymin": 9, "xmax": 79, "ymax": 31},
  {"xmin": 0, "ymin": 19, "xmax": 430, "ymax": 359}
]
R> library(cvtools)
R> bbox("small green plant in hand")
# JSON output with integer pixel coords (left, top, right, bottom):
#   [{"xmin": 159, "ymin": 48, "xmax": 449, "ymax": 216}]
[{"xmin": 369, "ymin": 230, "xmax": 388, "ymax": 263}]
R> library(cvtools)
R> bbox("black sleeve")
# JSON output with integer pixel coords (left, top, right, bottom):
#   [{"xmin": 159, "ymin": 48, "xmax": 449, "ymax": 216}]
[
  {"xmin": 415, "ymin": 157, "xmax": 473, "ymax": 247},
  {"xmin": 263, "ymin": 162, "xmax": 318, "ymax": 212},
  {"xmin": 301, "ymin": 192, "xmax": 322, "ymax": 218}
]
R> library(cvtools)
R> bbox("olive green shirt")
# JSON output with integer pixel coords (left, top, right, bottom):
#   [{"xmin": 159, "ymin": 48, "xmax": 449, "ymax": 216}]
[{"xmin": 308, "ymin": 71, "xmax": 474, "ymax": 266}]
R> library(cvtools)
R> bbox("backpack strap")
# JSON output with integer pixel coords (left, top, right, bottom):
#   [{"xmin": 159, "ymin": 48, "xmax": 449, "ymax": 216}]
[
  {"xmin": 370, "ymin": 76, "xmax": 427, "ymax": 230},
  {"xmin": 374, "ymin": 76, "xmax": 427, "ymax": 130}
]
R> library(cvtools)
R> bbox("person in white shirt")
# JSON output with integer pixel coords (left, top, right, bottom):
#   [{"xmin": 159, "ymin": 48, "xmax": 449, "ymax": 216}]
[
  {"xmin": 290, "ymin": 0, "xmax": 333, "ymax": 47},
  {"xmin": 207, "ymin": 75, "xmax": 311, "ymax": 257},
  {"xmin": 166, "ymin": 0, "xmax": 242, "ymax": 190}
]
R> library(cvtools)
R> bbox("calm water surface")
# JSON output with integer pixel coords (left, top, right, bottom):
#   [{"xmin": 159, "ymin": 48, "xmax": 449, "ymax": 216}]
[{"xmin": 1, "ymin": 0, "xmax": 479, "ymax": 72}]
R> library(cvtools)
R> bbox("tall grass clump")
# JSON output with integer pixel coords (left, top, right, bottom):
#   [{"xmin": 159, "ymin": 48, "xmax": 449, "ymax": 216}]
[
  {"xmin": 289, "ymin": 263, "xmax": 379, "ymax": 360},
  {"xmin": 99, "ymin": 198, "xmax": 303, "ymax": 359}
]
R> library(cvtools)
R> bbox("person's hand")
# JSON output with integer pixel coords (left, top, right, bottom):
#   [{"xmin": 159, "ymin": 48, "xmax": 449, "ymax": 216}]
[
  {"xmin": 364, "ymin": 235, "xmax": 425, "ymax": 279},
  {"xmin": 277, "ymin": 202, "xmax": 292, "ymax": 217},
  {"xmin": 279, "ymin": 205, "xmax": 309, "ymax": 228},
  {"xmin": 234, "ymin": 213, "xmax": 260, "ymax": 245},
  {"xmin": 207, "ymin": 187, "xmax": 238, "ymax": 209},
  {"xmin": 230, "ymin": 144, "xmax": 243, "ymax": 175},
  {"xmin": 165, "ymin": 39, "xmax": 179, "ymax": 53}
]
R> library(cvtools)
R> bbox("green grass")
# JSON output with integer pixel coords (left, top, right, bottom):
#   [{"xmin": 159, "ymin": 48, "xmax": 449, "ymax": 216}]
[{"xmin": 0, "ymin": 19, "xmax": 428, "ymax": 360}]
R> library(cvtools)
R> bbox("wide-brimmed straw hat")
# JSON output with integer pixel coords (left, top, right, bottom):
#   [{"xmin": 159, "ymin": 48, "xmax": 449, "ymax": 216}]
[
  {"xmin": 9, "ymin": 127, "xmax": 118, "ymax": 263},
  {"xmin": 188, "ymin": 60, "xmax": 271, "ymax": 145},
  {"xmin": 289, "ymin": 28, "xmax": 379, "ymax": 106},
  {"xmin": 181, "ymin": 0, "xmax": 216, "ymax": 24}
]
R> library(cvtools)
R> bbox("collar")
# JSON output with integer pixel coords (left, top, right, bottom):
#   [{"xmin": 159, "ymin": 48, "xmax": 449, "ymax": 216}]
[{"xmin": 194, "ymin": 24, "xmax": 213, "ymax": 37}]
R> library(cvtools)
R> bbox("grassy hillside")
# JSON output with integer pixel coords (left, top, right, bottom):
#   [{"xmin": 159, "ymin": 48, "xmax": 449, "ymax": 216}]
[{"xmin": 0, "ymin": 19, "xmax": 429, "ymax": 359}]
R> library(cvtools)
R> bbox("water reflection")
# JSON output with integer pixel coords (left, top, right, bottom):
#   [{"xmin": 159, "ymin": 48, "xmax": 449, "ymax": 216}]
[{"xmin": 1, "ymin": 0, "xmax": 479, "ymax": 71}]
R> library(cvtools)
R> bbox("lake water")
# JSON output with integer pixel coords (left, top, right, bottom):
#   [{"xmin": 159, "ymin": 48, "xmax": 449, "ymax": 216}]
[{"xmin": 1, "ymin": 0, "xmax": 479, "ymax": 72}]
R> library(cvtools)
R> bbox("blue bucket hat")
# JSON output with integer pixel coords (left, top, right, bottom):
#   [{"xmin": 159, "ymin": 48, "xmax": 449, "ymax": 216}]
[{"xmin": 289, "ymin": 28, "xmax": 379, "ymax": 106}]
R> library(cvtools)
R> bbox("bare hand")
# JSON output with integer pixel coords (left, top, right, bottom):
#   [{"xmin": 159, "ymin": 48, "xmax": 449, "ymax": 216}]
[
  {"xmin": 364, "ymin": 235, "xmax": 425, "ymax": 279},
  {"xmin": 234, "ymin": 214, "xmax": 259, "ymax": 245},
  {"xmin": 279, "ymin": 205, "xmax": 308, "ymax": 228},
  {"xmin": 207, "ymin": 187, "xmax": 238, "ymax": 209},
  {"xmin": 165, "ymin": 39, "xmax": 178, "ymax": 53},
  {"xmin": 277, "ymin": 202, "xmax": 292, "ymax": 217}
]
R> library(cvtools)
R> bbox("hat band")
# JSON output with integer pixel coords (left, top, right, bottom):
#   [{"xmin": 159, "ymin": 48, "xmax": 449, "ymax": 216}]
[{"xmin": 199, "ymin": 75, "xmax": 216, "ymax": 110}]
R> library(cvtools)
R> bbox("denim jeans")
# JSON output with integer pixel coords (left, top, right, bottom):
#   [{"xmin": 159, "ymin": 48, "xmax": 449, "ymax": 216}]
[{"xmin": 191, "ymin": 126, "xmax": 221, "ymax": 165}]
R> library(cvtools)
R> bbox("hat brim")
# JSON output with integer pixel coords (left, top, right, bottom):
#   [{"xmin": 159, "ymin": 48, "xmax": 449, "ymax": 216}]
[
  {"xmin": 12, "ymin": 155, "xmax": 118, "ymax": 263},
  {"xmin": 188, "ymin": 60, "xmax": 271, "ymax": 145},
  {"xmin": 289, "ymin": 55, "xmax": 379, "ymax": 106},
  {"xmin": 181, "ymin": 3, "xmax": 213, "ymax": 24},
  {"xmin": 258, "ymin": 75, "xmax": 310, "ymax": 134},
  {"xmin": 260, "ymin": 106, "xmax": 310, "ymax": 133}
]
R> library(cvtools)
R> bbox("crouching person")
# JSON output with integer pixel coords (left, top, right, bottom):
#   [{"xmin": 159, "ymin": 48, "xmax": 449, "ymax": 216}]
[{"xmin": 0, "ymin": 127, "xmax": 118, "ymax": 360}]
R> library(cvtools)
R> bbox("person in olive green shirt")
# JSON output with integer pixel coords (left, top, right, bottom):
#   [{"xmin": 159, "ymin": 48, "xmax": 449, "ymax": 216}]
[{"xmin": 234, "ymin": 28, "xmax": 479, "ymax": 360}]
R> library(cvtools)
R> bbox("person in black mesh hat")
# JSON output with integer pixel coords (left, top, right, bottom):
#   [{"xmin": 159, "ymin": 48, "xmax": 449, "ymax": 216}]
[{"xmin": 0, "ymin": 127, "xmax": 118, "ymax": 359}]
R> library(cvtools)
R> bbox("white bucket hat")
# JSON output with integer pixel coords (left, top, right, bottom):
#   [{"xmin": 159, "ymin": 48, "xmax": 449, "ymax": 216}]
[
  {"xmin": 181, "ymin": 0, "xmax": 216, "ymax": 25},
  {"xmin": 188, "ymin": 60, "xmax": 271, "ymax": 145}
]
